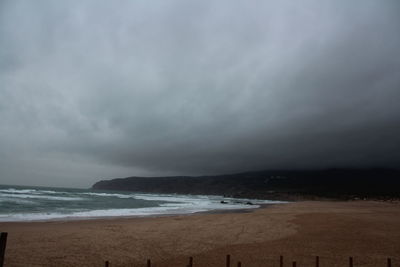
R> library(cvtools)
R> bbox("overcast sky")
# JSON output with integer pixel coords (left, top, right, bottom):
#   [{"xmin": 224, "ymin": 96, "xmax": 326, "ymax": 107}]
[{"xmin": 1, "ymin": 0, "xmax": 399, "ymax": 188}]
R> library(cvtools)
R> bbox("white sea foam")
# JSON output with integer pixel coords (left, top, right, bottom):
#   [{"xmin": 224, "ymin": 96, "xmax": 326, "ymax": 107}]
[
  {"xmin": 0, "ymin": 201, "xmax": 260, "ymax": 222},
  {"xmin": 31, "ymin": 190, "xmax": 64, "ymax": 194},
  {"xmin": 0, "ymin": 193, "xmax": 85, "ymax": 201},
  {"xmin": 0, "ymin": 188, "xmax": 38, "ymax": 194},
  {"xmin": 0, "ymin": 188, "xmax": 67, "ymax": 195},
  {"xmin": 80, "ymin": 192, "xmax": 136, "ymax": 198},
  {"xmin": 0, "ymin": 197, "xmax": 36, "ymax": 205},
  {"xmin": 133, "ymin": 194, "xmax": 199, "ymax": 203},
  {"xmin": 0, "ymin": 187, "xmax": 286, "ymax": 222}
]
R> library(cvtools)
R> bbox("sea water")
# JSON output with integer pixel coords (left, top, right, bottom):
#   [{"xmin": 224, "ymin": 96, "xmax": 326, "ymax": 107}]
[{"xmin": 0, "ymin": 185, "xmax": 284, "ymax": 222}]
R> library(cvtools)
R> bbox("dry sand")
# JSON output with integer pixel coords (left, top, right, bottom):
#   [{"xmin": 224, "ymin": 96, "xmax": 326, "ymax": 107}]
[{"xmin": 1, "ymin": 201, "xmax": 399, "ymax": 267}]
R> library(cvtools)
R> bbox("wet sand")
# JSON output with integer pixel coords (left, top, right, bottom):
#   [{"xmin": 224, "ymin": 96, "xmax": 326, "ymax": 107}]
[{"xmin": 1, "ymin": 201, "xmax": 399, "ymax": 267}]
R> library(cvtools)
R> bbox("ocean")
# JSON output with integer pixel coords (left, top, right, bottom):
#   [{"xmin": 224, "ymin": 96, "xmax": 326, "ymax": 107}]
[{"xmin": 0, "ymin": 185, "xmax": 284, "ymax": 222}]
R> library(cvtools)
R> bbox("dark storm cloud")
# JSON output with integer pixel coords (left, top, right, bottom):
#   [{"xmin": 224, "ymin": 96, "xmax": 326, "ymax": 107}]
[{"xmin": 0, "ymin": 0, "xmax": 399, "ymax": 186}]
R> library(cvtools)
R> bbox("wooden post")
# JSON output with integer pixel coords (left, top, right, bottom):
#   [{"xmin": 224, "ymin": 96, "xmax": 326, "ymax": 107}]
[
  {"xmin": 0, "ymin": 232, "xmax": 7, "ymax": 267},
  {"xmin": 237, "ymin": 261, "xmax": 242, "ymax": 267},
  {"xmin": 349, "ymin": 257, "xmax": 353, "ymax": 267},
  {"xmin": 105, "ymin": 261, "xmax": 109, "ymax": 267},
  {"xmin": 226, "ymin": 254, "xmax": 231, "ymax": 267},
  {"xmin": 280, "ymin": 255, "xmax": 283, "ymax": 267},
  {"xmin": 147, "ymin": 259, "xmax": 151, "ymax": 267},
  {"xmin": 292, "ymin": 261, "xmax": 296, "ymax": 267},
  {"xmin": 189, "ymin": 256, "xmax": 193, "ymax": 267},
  {"xmin": 387, "ymin": 258, "xmax": 392, "ymax": 267},
  {"xmin": 316, "ymin": 256, "xmax": 319, "ymax": 267}
]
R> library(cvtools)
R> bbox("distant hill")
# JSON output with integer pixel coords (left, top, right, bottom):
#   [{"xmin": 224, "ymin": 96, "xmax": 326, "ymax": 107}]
[{"xmin": 92, "ymin": 169, "xmax": 400, "ymax": 200}]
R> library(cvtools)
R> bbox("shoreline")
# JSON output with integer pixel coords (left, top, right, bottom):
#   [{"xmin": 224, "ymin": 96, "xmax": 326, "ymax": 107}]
[
  {"xmin": 0, "ymin": 189, "xmax": 287, "ymax": 223},
  {"xmin": 2, "ymin": 198, "xmax": 398, "ymax": 224},
  {"xmin": 0, "ymin": 202, "xmax": 278, "ymax": 224},
  {"xmin": 1, "ymin": 200, "xmax": 399, "ymax": 267}
]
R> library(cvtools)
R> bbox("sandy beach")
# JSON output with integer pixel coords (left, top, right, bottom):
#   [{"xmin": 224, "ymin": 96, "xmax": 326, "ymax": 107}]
[{"xmin": 1, "ymin": 201, "xmax": 399, "ymax": 267}]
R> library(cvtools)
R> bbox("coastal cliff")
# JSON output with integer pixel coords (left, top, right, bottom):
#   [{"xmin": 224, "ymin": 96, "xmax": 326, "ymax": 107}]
[{"xmin": 92, "ymin": 169, "xmax": 400, "ymax": 200}]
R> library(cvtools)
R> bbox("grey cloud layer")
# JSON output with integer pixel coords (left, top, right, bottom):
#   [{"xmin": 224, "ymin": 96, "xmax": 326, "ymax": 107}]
[{"xmin": 1, "ymin": 0, "xmax": 399, "ymax": 186}]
